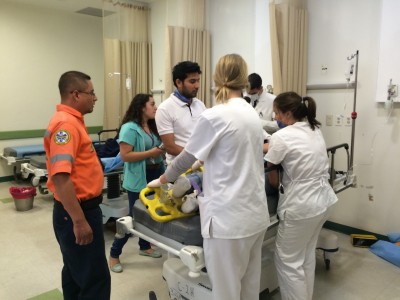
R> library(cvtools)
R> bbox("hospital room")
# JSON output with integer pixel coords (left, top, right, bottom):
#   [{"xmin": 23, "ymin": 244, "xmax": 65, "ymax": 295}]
[{"xmin": 1, "ymin": 0, "xmax": 400, "ymax": 299}]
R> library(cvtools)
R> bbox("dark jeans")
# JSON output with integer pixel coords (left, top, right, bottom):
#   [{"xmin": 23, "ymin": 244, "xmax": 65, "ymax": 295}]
[
  {"xmin": 53, "ymin": 200, "xmax": 111, "ymax": 300},
  {"xmin": 110, "ymin": 166, "xmax": 164, "ymax": 258}
]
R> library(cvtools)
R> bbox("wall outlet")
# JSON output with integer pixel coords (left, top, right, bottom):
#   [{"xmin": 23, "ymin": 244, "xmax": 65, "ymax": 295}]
[
  {"xmin": 321, "ymin": 65, "xmax": 328, "ymax": 74},
  {"xmin": 345, "ymin": 116, "xmax": 352, "ymax": 126},
  {"xmin": 388, "ymin": 84, "xmax": 398, "ymax": 99},
  {"xmin": 335, "ymin": 115, "xmax": 342, "ymax": 126},
  {"xmin": 326, "ymin": 115, "xmax": 333, "ymax": 126}
]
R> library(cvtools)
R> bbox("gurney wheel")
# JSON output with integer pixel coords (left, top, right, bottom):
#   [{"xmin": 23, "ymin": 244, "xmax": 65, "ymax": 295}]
[
  {"xmin": 30, "ymin": 176, "xmax": 40, "ymax": 187},
  {"xmin": 38, "ymin": 184, "xmax": 49, "ymax": 195}
]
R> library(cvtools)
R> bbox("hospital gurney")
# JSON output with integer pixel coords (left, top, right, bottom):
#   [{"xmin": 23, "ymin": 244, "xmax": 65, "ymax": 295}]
[
  {"xmin": 0, "ymin": 144, "xmax": 46, "ymax": 180},
  {"xmin": 0, "ymin": 144, "xmax": 45, "ymax": 165},
  {"xmin": 99, "ymin": 153, "xmax": 129, "ymax": 224},
  {"xmin": 93, "ymin": 128, "xmax": 130, "ymax": 224},
  {"xmin": 21, "ymin": 155, "xmax": 48, "ymax": 194},
  {"xmin": 316, "ymin": 143, "xmax": 357, "ymax": 270},
  {"xmin": 115, "ymin": 168, "xmax": 280, "ymax": 299},
  {"xmin": 327, "ymin": 143, "xmax": 356, "ymax": 194},
  {"xmin": 16, "ymin": 128, "xmax": 127, "ymax": 218},
  {"xmin": 17, "ymin": 129, "xmax": 125, "ymax": 199},
  {"xmin": 18, "ymin": 152, "xmax": 125, "ymax": 197}
]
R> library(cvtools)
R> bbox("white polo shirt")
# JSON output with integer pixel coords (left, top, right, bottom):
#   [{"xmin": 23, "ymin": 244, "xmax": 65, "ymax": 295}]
[
  {"xmin": 265, "ymin": 122, "xmax": 338, "ymax": 220},
  {"xmin": 156, "ymin": 93, "xmax": 206, "ymax": 164},
  {"xmin": 185, "ymin": 97, "xmax": 270, "ymax": 239}
]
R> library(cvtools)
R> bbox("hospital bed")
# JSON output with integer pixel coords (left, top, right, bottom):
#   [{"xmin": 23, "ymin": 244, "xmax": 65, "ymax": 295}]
[
  {"xmin": 0, "ymin": 144, "xmax": 46, "ymax": 181},
  {"xmin": 92, "ymin": 128, "xmax": 130, "ymax": 224},
  {"xmin": 115, "ymin": 142, "xmax": 357, "ymax": 299},
  {"xmin": 116, "ymin": 167, "xmax": 281, "ymax": 299},
  {"xmin": 0, "ymin": 144, "xmax": 45, "ymax": 165},
  {"xmin": 327, "ymin": 143, "xmax": 356, "ymax": 194},
  {"xmin": 99, "ymin": 153, "xmax": 129, "ymax": 224},
  {"xmin": 2, "ymin": 129, "xmax": 127, "ymax": 204},
  {"xmin": 20, "ymin": 155, "xmax": 48, "ymax": 194},
  {"xmin": 18, "ymin": 151, "xmax": 125, "ymax": 197},
  {"xmin": 316, "ymin": 143, "xmax": 357, "ymax": 270}
]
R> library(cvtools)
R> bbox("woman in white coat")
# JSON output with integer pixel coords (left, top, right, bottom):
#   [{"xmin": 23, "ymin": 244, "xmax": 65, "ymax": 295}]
[
  {"xmin": 264, "ymin": 92, "xmax": 338, "ymax": 300},
  {"xmin": 148, "ymin": 53, "xmax": 270, "ymax": 300}
]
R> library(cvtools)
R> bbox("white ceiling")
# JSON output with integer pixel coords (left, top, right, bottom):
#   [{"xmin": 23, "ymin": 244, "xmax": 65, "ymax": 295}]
[
  {"xmin": 7, "ymin": 0, "xmax": 155, "ymax": 15},
  {"xmin": 9, "ymin": 0, "xmax": 104, "ymax": 13}
]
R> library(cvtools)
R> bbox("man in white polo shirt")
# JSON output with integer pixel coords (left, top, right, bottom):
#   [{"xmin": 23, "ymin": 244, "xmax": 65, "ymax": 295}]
[{"xmin": 156, "ymin": 61, "xmax": 206, "ymax": 164}]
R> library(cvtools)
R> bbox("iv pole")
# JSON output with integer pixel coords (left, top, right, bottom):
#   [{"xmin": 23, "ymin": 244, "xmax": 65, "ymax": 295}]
[{"xmin": 347, "ymin": 50, "xmax": 359, "ymax": 173}]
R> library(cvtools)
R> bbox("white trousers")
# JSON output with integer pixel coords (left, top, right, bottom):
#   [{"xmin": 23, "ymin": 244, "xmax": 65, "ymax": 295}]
[
  {"xmin": 275, "ymin": 207, "xmax": 333, "ymax": 300},
  {"xmin": 203, "ymin": 230, "xmax": 266, "ymax": 300}
]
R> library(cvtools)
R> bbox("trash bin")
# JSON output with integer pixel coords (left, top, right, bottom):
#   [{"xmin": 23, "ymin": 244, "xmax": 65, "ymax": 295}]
[{"xmin": 9, "ymin": 186, "xmax": 37, "ymax": 211}]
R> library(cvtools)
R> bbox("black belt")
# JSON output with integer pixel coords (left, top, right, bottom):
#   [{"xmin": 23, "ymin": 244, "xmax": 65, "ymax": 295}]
[{"xmin": 54, "ymin": 194, "xmax": 103, "ymax": 211}]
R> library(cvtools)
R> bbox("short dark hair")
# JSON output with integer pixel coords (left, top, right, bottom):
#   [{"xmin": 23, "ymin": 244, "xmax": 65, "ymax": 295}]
[
  {"xmin": 248, "ymin": 73, "xmax": 262, "ymax": 90},
  {"xmin": 59, "ymin": 71, "xmax": 91, "ymax": 97},
  {"xmin": 172, "ymin": 61, "xmax": 202, "ymax": 87}
]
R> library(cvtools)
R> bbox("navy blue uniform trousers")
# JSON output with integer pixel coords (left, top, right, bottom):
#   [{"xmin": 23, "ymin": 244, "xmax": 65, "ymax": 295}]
[{"xmin": 53, "ymin": 200, "xmax": 111, "ymax": 300}]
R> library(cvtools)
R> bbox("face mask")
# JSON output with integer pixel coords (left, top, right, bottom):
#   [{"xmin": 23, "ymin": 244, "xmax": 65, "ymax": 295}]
[
  {"xmin": 249, "ymin": 94, "xmax": 259, "ymax": 103},
  {"xmin": 277, "ymin": 120, "xmax": 287, "ymax": 129}
]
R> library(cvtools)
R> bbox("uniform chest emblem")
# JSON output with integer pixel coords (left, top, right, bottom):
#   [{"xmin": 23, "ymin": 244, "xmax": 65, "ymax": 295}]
[{"xmin": 54, "ymin": 130, "xmax": 71, "ymax": 145}]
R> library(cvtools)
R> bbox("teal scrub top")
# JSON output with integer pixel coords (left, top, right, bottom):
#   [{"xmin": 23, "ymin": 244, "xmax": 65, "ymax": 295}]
[{"xmin": 119, "ymin": 121, "xmax": 163, "ymax": 192}]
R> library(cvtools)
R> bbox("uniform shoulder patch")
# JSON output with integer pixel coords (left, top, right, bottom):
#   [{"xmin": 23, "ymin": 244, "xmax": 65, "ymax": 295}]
[{"xmin": 54, "ymin": 129, "xmax": 71, "ymax": 145}]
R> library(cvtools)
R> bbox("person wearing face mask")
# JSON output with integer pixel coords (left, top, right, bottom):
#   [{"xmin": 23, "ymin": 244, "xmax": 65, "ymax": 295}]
[
  {"xmin": 246, "ymin": 73, "xmax": 279, "ymax": 134},
  {"xmin": 265, "ymin": 92, "xmax": 338, "ymax": 300},
  {"xmin": 156, "ymin": 61, "xmax": 207, "ymax": 164}
]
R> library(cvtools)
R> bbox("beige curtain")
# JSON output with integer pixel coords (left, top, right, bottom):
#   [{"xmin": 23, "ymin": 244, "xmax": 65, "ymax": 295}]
[
  {"xmin": 269, "ymin": 0, "xmax": 308, "ymax": 96},
  {"xmin": 102, "ymin": 1, "xmax": 152, "ymax": 131},
  {"xmin": 164, "ymin": 0, "xmax": 211, "ymax": 107}
]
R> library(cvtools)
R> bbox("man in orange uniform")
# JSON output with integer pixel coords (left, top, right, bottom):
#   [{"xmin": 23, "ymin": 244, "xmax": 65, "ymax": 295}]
[{"xmin": 44, "ymin": 71, "xmax": 111, "ymax": 300}]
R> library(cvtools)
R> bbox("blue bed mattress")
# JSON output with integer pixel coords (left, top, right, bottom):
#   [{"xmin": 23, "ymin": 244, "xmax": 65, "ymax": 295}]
[{"xmin": 3, "ymin": 145, "xmax": 45, "ymax": 158}]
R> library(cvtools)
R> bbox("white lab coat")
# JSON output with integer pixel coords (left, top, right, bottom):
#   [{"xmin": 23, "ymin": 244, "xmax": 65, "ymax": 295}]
[
  {"xmin": 244, "ymin": 89, "xmax": 279, "ymax": 134},
  {"xmin": 265, "ymin": 122, "xmax": 337, "ymax": 220},
  {"xmin": 265, "ymin": 121, "xmax": 337, "ymax": 300},
  {"xmin": 185, "ymin": 97, "xmax": 270, "ymax": 300},
  {"xmin": 186, "ymin": 97, "xmax": 270, "ymax": 239}
]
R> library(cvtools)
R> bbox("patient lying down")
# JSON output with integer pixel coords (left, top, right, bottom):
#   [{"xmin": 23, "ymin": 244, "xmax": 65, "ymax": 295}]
[{"xmin": 158, "ymin": 171, "xmax": 203, "ymax": 214}]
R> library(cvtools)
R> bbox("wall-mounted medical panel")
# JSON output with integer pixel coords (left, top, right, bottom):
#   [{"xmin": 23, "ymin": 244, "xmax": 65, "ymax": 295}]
[{"xmin": 375, "ymin": 0, "xmax": 400, "ymax": 102}]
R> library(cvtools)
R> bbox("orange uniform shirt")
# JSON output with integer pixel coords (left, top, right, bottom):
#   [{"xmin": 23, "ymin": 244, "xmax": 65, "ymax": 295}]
[{"xmin": 44, "ymin": 104, "xmax": 103, "ymax": 202}]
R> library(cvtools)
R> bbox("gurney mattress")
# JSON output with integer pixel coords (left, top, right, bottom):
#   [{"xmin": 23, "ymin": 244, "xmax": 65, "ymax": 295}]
[
  {"xmin": 30, "ymin": 155, "xmax": 47, "ymax": 169},
  {"xmin": 3, "ymin": 145, "xmax": 45, "ymax": 158},
  {"xmin": 134, "ymin": 200, "xmax": 203, "ymax": 246}
]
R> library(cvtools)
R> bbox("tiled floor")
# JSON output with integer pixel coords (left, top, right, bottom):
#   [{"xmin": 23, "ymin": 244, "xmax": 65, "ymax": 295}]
[{"xmin": 1, "ymin": 180, "xmax": 400, "ymax": 300}]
